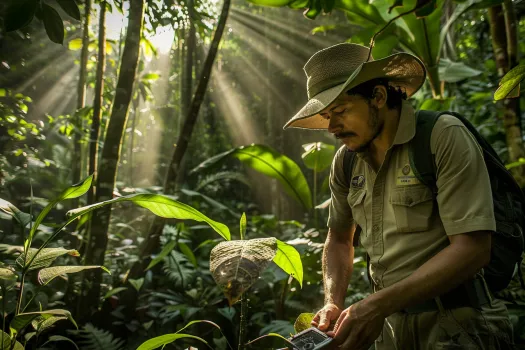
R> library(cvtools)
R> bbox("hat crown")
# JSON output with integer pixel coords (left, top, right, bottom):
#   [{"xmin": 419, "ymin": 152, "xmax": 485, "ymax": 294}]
[{"xmin": 304, "ymin": 43, "xmax": 373, "ymax": 98}]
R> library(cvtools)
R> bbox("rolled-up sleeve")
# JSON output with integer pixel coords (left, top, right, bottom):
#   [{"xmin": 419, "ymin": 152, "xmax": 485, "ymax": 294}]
[
  {"xmin": 431, "ymin": 115, "xmax": 496, "ymax": 235},
  {"xmin": 327, "ymin": 145, "xmax": 354, "ymax": 231}
]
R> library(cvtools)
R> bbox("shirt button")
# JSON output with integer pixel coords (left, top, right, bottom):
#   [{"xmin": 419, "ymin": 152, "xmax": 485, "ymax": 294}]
[{"xmin": 373, "ymin": 225, "xmax": 379, "ymax": 231}]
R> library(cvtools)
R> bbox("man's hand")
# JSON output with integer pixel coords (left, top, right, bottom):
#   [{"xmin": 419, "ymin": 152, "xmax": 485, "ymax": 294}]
[
  {"xmin": 311, "ymin": 303, "xmax": 343, "ymax": 332},
  {"xmin": 326, "ymin": 299, "xmax": 384, "ymax": 350}
]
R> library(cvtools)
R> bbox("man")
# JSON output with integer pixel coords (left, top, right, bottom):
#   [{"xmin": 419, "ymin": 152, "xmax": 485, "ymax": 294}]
[{"xmin": 283, "ymin": 43, "xmax": 514, "ymax": 349}]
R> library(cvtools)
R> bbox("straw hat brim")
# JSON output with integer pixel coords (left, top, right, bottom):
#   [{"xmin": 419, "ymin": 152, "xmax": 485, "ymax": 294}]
[{"xmin": 283, "ymin": 52, "xmax": 426, "ymax": 130}]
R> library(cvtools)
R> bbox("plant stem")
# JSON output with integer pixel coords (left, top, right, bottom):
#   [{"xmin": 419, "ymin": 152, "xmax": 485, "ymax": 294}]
[
  {"xmin": 238, "ymin": 220, "xmax": 246, "ymax": 350},
  {"xmin": 238, "ymin": 295, "xmax": 248, "ymax": 350},
  {"xmin": 15, "ymin": 273, "xmax": 25, "ymax": 315},
  {"xmin": 313, "ymin": 170, "xmax": 317, "ymax": 229}
]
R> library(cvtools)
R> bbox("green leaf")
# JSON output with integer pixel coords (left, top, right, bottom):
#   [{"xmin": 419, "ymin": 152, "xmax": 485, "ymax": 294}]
[
  {"xmin": 34, "ymin": 316, "xmax": 68, "ymax": 336},
  {"xmin": 68, "ymin": 38, "xmax": 83, "ymax": 50},
  {"xmin": 388, "ymin": 0, "xmax": 403, "ymax": 13},
  {"xmin": 419, "ymin": 98, "xmax": 452, "ymax": 111},
  {"xmin": 294, "ymin": 313, "xmax": 315, "ymax": 333},
  {"xmin": 5, "ymin": 0, "xmax": 38, "ymax": 32},
  {"xmin": 146, "ymin": 241, "xmax": 177, "ymax": 271},
  {"xmin": 175, "ymin": 320, "xmax": 222, "ymax": 334},
  {"xmin": 274, "ymin": 240, "xmax": 303, "ymax": 288},
  {"xmin": 17, "ymin": 247, "xmax": 79, "ymax": 271},
  {"xmin": 178, "ymin": 242, "xmax": 197, "ymax": 267},
  {"xmin": 180, "ymin": 189, "xmax": 239, "ymax": 218},
  {"xmin": 26, "ymin": 175, "xmax": 93, "ymax": 251},
  {"xmin": 240, "ymin": 212, "xmax": 247, "ymax": 239},
  {"xmin": 0, "ymin": 331, "xmax": 24, "ymax": 350},
  {"xmin": 415, "ymin": 0, "xmax": 436, "ymax": 17},
  {"xmin": 104, "ymin": 287, "xmax": 128, "ymax": 299},
  {"xmin": 304, "ymin": 0, "xmax": 322, "ymax": 19},
  {"xmin": 41, "ymin": 335, "xmax": 79, "ymax": 350},
  {"xmin": 136, "ymin": 333, "xmax": 207, "ymax": 350},
  {"xmin": 438, "ymin": 58, "xmax": 482, "ymax": 83},
  {"xmin": 141, "ymin": 73, "xmax": 161, "ymax": 81},
  {"xmin": 301, "ymin": 142, "xmax": 335, "ymax": 172},
  {"xmin": 0, "ymin": 89, "xmax": 6, "ymax": 97},
  {"xmin": 495, "ymin": 64, "xmax": 525, "ymax": 101},
  {"xmin": 67, "ymin": 193, "xmax": 230, "ymax": 241},
  {"xmin": 10, "ymin": 310, "xmax": 77, "ymax": 333},
  {"xmin": 0, "ymin": 199, "xmax": 32, "ymax": 227},
  {"xmin": 191, "ymin": 145, "xmax": 312, "ymax": 209},
  {"xmin": 56, "ymin": 0, "xmax": 80, "ymax": 20},
  {"xmin": 0, "ymin": 268, "xmax": 17, "ymax": 290},
  {"xmin": 42, "ymin": 4, "xmax": 65, "ymax": 45},
  {"xmin": 38, "ymin": 265, "xmax": 108, "ymax": 285},
  {"xmin": 129, "ymin": 278, "xmax": 144, "ymax": 292},
  {"xmin": 506, "ymin": 158, "xmax": 525, "ymax": 170},
  {"xmin": 322, "ymin": 0, "xmax": 336, "ymax": 13}
]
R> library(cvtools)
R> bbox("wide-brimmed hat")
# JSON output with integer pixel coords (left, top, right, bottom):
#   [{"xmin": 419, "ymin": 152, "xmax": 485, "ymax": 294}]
[{"xmin": 283, "ymin": 43, "xmax": 426, "ymax": 130}]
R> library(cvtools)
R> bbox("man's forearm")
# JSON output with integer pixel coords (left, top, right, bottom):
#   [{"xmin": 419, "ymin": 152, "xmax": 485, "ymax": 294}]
[
  {"xmin": 367, "ymin": 232, "xmax": 491, "ymax": 317},
  {"xmin": 322, "ymin": 233, "xmax": 354, "ymax": 308}
]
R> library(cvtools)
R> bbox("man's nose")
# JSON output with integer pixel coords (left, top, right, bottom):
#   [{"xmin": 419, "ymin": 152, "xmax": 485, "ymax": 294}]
[{"xmin": 327, "ymin": 115, "xmax": 338, "ymax": 134}]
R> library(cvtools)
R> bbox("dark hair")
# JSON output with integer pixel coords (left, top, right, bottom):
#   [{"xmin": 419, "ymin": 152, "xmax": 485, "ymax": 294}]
[{"xmin": 346, "ymin": 78, "xmax": 407, "ymax": 109}]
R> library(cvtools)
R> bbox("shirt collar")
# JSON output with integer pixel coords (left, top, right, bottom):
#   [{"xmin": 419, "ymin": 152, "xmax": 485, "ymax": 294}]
[{"xmin": 392, "ymin": 100, "xmax": 416, "ymax": 146}]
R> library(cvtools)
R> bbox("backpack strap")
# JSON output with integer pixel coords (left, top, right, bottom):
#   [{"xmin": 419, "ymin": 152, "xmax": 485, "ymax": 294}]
[
  {"xmin": 409, "ymin": 110, "xmax": 442, "ymax": 192},
  {"xmin": 343, "ymin": 149, "xmax": 357, "ymax": 188}
]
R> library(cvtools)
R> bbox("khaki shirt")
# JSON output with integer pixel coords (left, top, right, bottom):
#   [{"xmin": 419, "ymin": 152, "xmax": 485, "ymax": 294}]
[{"xmin": 327, "ymin": 100, "xmax": 496, "ymax": 289}]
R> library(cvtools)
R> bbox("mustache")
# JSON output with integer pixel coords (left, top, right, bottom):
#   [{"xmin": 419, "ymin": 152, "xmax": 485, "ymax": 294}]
[{"xmin": 335, "ymin": 131, "xmax": 356, "ymax": 139}]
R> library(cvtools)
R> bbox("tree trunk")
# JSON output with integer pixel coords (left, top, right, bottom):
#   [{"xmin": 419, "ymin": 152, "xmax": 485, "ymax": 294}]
[
  {"xmin": 115, "ymin": 0, "xmax": 231, "ymax": 316},
  {"xmin": 73, "ymin": 0, "xmax": 92, "ymax": 205},
  {"xmin": 78, "ymin": 0, "xmax": 145, "ymax": 321},
  {"xmin": 488, "ymin": 4, "xmax": 525, "ymax": 185},
  {"xmin": 176, "ymin": 0, "xmax": 196, "ymax": 189},
  {"xmin": 88, "ymin": 0, "xmax": 107, "ymax": 205}
]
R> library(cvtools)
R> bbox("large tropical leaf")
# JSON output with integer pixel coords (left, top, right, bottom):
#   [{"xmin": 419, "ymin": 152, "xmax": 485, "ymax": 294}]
[
  {"xmin": 179, "ymin": 189, "xmax": 239, "ymax": 217},
  {"xmin": 10, "ymin": 309, "xmax": 77, "ymax": 333},
  {"xmin": 394, "ymin": 0, "xmax": 444, "ymax": 66},
  {"xmin": 438, "ymin": 58, "xmax": 482, "ymax": 83},
  {"xmin": 38, "ymin": 265, "xmax": 109, "ymax": 285},
  {"xmin": 136, "ymin": 333, "xmax": 207, "ymax": 350},
  {"xmin": 191, "ymin": 144, "xmax": 312, "ymax": 209},
  {"xmin": 210, "ymin": 238, "xmax": 277, "ymax": 305},
  {"xmin": 301, "ymin": 142, "xmax": 335, "ymax": 172},
  {"xmin": 274, "ymin": 240, "xmax": 303, "ymax": 287},
  {"xmin": 17, "ymin": 247, "xmax": 79, "ymax": 271},
  {"xmin": 0, "ymin": 199, "xmax": 31, "ymax": 227},
  {"xmin": 25, "ymin": 175, "xmax": 93, "ymax": 251},
  {"xmin": 67, "ymin": 193, "xmax": 230, "ymax": 241}
]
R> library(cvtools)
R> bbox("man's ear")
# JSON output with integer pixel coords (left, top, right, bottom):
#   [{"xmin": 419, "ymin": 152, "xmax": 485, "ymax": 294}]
[{"xmin": 372, "ymin": 85, "xmax": 388, "ymax": 109}]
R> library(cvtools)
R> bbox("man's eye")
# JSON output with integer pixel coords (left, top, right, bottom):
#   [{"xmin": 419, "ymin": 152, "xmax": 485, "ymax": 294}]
[{"xmin": 321, "ymin": 114, "xmax": 330, "ymax": 120}]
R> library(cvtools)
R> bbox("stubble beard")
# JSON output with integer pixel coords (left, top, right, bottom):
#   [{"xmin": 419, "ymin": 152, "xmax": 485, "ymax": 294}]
[{"xmin": 347, "ymin": 104, "xmax": 383, "ymax": 153}]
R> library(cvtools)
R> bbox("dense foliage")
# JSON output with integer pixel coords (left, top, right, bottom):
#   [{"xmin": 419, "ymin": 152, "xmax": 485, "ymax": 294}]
[{"xmin": 1, "ymin": 0, "xmax": 525, "ymax": 349}]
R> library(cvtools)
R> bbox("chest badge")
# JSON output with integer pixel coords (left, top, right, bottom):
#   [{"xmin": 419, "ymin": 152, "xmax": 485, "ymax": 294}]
[
  {"xmin": 396, "ymin": 164, "xmax": 420, "ymax": 186},
  {"xmin": 351, "ymin": 175, "xmax": 365, "ymax": 188}
]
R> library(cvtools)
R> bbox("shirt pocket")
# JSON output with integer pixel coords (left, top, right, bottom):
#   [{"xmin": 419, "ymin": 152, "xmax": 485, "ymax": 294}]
[
  {"xmin": 348, "ymin": 189, "xmax": 367, "ymax": 235},
  {"xmin": 390, "ymin": 185, "xmax": 434, "ymax": 233}
]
